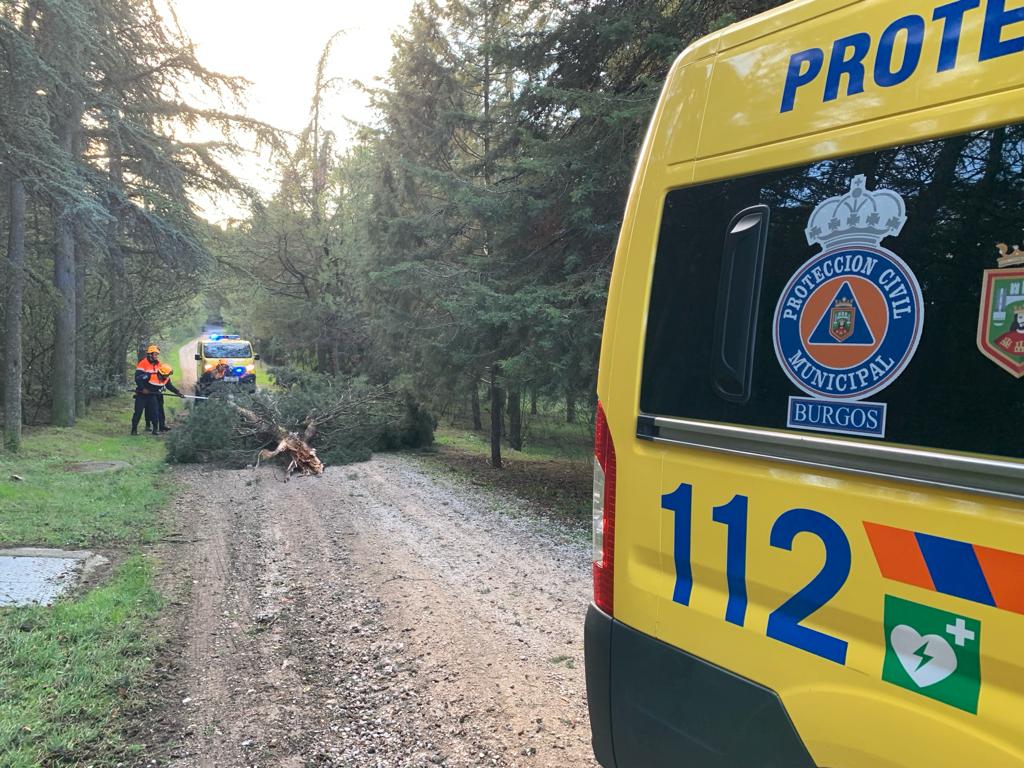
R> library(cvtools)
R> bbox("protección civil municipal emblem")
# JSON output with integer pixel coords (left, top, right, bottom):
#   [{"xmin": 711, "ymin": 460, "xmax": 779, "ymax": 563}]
[
  {"xmin": 977, "ymin": 245, "xmax": 1024, "ymax": 379},
  {"xmin": 774, "ymin": 176, "xmax": 925, "ymax": 439}
]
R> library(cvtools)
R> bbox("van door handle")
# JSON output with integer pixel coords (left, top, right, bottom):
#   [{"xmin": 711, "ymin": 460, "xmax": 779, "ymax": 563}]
[{"xmin": 711, "ymin": 205, "xmax": 770, "ymax": 403}]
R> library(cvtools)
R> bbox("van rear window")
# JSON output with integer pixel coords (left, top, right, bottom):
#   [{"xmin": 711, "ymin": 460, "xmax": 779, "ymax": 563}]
[
  {"xmin": 640, "ymin": 126, "xmax": 1024, "ymax": 462},
  {"xmin": 203, "ymin": 342, "xmax": 253, "ymax": 359}
]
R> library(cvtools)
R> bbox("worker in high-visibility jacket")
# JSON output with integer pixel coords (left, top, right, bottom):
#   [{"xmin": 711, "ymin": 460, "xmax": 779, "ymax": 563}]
[
  {"xmin": 132, "ymin": 344, "xmax": 163, "ymax": 435},
  {"xmin": 151, "ymin": 362, "xmax": 184, "ymax": 433}
]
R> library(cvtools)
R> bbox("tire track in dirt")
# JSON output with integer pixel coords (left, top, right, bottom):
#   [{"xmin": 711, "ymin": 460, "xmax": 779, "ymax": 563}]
[{"xmin": 155, "ymin": 455, "xmax": 597, "ymax": 768}]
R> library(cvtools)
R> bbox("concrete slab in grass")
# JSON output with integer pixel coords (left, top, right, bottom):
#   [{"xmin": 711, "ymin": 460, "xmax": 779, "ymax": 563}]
[{"xmin": 0, "ymin": 548, "xmax": 110, "ymax": 607}]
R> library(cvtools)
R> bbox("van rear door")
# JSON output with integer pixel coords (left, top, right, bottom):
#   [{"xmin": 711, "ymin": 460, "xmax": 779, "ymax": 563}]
[{"xmin": 635, "ymin": 127, "xmax": 1024, "ymax": 767}]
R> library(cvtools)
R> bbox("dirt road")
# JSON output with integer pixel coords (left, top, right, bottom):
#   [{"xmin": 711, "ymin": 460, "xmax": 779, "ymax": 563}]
[
  {"xmin": 178, "ymin": 340, "xmax": 198, "ymax": 395},
  {"xmin": 152, "ymin": 455, "xmax": 597, "ymax": 767}
]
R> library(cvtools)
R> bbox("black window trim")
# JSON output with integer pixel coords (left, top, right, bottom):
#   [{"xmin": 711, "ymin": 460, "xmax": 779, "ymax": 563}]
[
  {"xmin": 636, "ymin": 415, "xmax": 1024, "ymax": 502},
  {"xmin": 711, "ymin": 205, "xmax": 770, "ymax": 404}
]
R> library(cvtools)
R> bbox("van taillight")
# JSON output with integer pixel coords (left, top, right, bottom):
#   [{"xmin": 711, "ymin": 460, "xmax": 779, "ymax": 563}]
[{"xmin": 593, "ymin": 401, "xmax": 616, "ymax": 615}]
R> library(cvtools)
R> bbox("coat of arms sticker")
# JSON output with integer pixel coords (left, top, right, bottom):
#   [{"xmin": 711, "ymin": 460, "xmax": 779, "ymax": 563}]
[
  {"xmin": 773, "ymin": 176, "xmax": 925, "ymax": 439},
  {"xmin": 977, "ymin": 244, "xmax": 1024, "ymax": 378}
]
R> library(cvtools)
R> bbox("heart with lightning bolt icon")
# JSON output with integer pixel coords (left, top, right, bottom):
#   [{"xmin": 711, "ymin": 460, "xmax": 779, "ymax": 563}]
[
  {"xmin": 891, "ymin": 626, "xmax": 957, "ymax": 687},
  {"xmin": 882, "ymin": 596, "xmax": 981, "ymax": 713}
]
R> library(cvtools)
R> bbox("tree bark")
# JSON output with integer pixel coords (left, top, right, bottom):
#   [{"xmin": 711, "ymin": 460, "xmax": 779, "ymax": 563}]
[
  {"xmin": 489, "ymin": 366, "xmax": 502, "ymax": 469},
  {"xmin": 470, "ymin": 379, "xmax": 482, "ymax": 431},
  {"xmin": 4, "ymin": 2, "xmax": 40, "ymax": 446},
  {"xmin": 52, "ymin": 192, "xmax": 77, "ymax": 426},
  {"xmin": 565, "ymin": 388, "xmax": 577, "ymax": 424},
  {"xmin": 315, "ymin": 338, "xmax": 329, "ymax": 372},
  {"xmin": 4, "ymin": 177, "xmax": 26, "ymax": 450},
  {"xmin": 51, "ymin": 103, "xmax": 82, "ymax": 426},
  {"xmin": 74, "ymin": 225, "xmax": 87, "ymax": 413},
  {"xmin": 530, "ymin": 389, "xmax": 538, "ymax": 416},
  {"xmin": 508, "ymin": 388, "xmax": 522, "ymax": 451},
  {"xmin": 105, "ymin": 110, "xmax": 129, "ymax": 385}
]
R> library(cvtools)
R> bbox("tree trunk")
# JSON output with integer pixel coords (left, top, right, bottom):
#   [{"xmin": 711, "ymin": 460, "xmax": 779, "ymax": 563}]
[
  {"xmin": 530, "ymin": 389, "xmax": 538, "ymax": 416},
  {"xmin": 4, "ymin": 177, "xmax": 26, "ymax": 450},
  {"xmin": 508, "ymin": 388, "xmax": 522, "ymax": 451},
  {"xmin": 565, "ymin": 388, "xmax": 577, "ymax": 424},
  {"xmin": 74, "ymin": 226, "xmax": 87, "ymax": 413},
  {"xmin": 315, "ymin": 338, "xmax": 329, "ymax": 372},
  {"xmin": 470, "ymin": 380, "xmax": 482, "ymax": 431},
  {"xmin": 489, "ymin": 366, "xmax": 502, "ymax": 469},
  {"xmin": 105, "ymin": 110, "xmax": 129, "ymax": 386},
  {"xmin": 51, "ymin": 207, "xmax": 77, "ymax": 426},
  {"xmin": 51, "ymin": 108, "xmax": 80, "ymax": 427},
  {"xmin": 331, "ymin": 335, "xmax": 341, "ymax": 376},
  {"xmin": 5, "ymin": 2, "xmax": 39, "ymax": 445}
]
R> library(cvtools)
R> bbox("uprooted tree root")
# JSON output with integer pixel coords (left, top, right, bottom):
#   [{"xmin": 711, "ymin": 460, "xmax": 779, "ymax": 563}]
[
  {"xmin": 258, "ymin": 433, "xmax": 325, "ymax": 477},
  {"xmin": 230, "ymin": 403, "xmax": 325, "ymax": 477},
  {"xmin": 217, "ymin": 386, "xmax": 400, "ymax": 477}
]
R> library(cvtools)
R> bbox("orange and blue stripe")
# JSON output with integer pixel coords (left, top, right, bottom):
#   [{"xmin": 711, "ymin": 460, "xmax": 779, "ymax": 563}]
[{"xmin": 864, "ymin": 522, "xmax": 1024, "ymax": 615}]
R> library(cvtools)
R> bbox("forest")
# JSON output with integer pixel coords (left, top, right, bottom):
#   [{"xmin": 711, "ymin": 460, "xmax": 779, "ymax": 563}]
[{"xmin": 0, "ymin": 0, "xmax": 785, "ymax": 465}]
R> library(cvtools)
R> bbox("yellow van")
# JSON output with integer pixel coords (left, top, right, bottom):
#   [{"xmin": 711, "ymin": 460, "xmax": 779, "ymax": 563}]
[
  {"xmin": 586, "ymin": 2, "xmax": 1024, "ymax": 767},
  {"xmin": 194, "ymin": 334, "xmax": 259, "ymax": 395}
]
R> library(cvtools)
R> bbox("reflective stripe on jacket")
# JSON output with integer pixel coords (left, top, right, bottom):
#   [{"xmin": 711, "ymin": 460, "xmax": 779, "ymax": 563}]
[{"xmin": 135, "ymin": 359, "xmax": 161, "ymax": 392}]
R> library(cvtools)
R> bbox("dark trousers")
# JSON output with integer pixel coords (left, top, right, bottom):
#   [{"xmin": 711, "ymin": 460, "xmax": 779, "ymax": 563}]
[
  {"xmin": 132, "ymin": 393, "xmax": 158, "ymax": 433},
  {"xmin": 156, "ymin": 394, "xmax": 167, "ymax": 429}
]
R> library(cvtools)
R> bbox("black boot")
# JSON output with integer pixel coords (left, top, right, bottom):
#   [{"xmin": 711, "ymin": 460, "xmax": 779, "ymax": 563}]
[{"xmin": 130, "ymin": 428, "xmax": 138, "ymax": 436}]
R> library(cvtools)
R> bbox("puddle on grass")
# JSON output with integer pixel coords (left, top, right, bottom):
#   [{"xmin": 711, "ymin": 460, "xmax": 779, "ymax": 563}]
[{"xmin": 0, "ymin": 548, "xmax": 110, "ymax": 607}]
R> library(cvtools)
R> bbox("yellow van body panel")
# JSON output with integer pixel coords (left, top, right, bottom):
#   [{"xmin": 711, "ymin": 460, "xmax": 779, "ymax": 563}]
[{"xmin": 598, "ymin": 1, "xmax": 1024, "ymax": 765}]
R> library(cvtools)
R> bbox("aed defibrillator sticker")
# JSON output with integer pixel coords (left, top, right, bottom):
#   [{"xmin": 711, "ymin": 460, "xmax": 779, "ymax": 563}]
[
  {"xmin": 882, "ymin": 596, "xmax": 981, "ymax": 715},
  {"xmin": 774, "ymin": 176, "xmax": 924, "ymax": 438}
]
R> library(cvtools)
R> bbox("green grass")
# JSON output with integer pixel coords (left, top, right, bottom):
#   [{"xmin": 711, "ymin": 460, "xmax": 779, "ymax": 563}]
[
  {"xmin": 0, "ymin": 397, "xmax": 169, "ymax": 548},
  {"xmin": 0, "ymin": 558, "xmax": 161, "ymax": 767},
  {"xmin": 0, "ymin": 396, "xmax": 173, "ymax": 766},
  {"xmin": 426, "ymin": 410, "xmax": 594, "ymax": 527},
  {"xmin": 435, "ymin": 410, "xmax": 592, "ymax": 463}
]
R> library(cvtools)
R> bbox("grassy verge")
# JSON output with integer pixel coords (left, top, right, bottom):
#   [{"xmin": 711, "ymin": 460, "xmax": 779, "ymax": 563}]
[
  {"xmin": 0, "ymin": 396, "xmax": 171, "ymax": 766},
  {"xmin": 434, "ymin": 412, "xmax": 592, "ymax": 463},
  {"xmin": 0, "ymin": 559, "xmax": 161, "ymax": 767},
  {"xmin": 0, "ymin": 397, "xmax": 168, "ymax": 547},
  {"xmin": 426, "ymin": 412, "xmax": 593, "ymax": 527}
]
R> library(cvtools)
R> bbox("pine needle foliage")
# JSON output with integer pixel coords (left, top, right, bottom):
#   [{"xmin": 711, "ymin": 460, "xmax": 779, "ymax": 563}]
[
  {"xmin": 0, "ymin": 0, "xmax": 283, "ymax": 436},
  {"xmin": 205, "ymin": 0, "xmax": 788, "ymax": 459},
  {"xmin": 165, "ymin": 373, "xmax": 435, "ymax": 468}
]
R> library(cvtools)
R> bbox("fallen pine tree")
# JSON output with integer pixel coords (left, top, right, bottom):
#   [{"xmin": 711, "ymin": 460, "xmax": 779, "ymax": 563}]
[{"xmin": 165, "ymin": 373, "xmax": 435, "ymax": 475}]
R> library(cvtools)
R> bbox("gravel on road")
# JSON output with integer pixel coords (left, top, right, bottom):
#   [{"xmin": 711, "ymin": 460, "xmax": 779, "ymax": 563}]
[{"xmin": 148, "ymin": 454, "xmax": 598, "ymax": 768}]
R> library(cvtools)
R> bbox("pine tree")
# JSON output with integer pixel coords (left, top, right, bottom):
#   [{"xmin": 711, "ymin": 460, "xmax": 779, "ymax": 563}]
[
  {"xmin": 1, "ymin": 0, "xmax": 277, "ymax": 429},
  {"xmin": 364, "ymin": 0, "xmax": 551, "ymax": 467},
  {"xmin": 1, "ymin": 0, "xmax": 44, "ymax": 448}
]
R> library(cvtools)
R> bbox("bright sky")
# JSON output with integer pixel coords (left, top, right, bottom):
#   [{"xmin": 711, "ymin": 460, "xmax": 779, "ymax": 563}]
[{"xmin": 168, "ymin": 0, "xmax": 416, "ymax": 222}]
